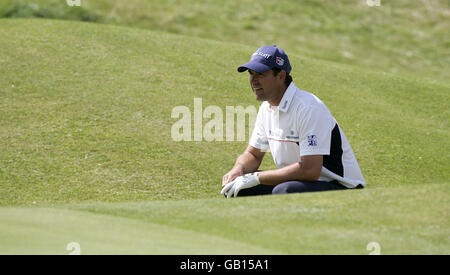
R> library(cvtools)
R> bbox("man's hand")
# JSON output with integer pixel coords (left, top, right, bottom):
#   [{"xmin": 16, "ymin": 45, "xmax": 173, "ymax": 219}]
[
  {"xmin": 221, "ymin": 172, "xmax": 260, "ymax": 198},
  {"xmin": 222, "ymin": 146, "xmax": 265, "ymax": 188},
  {"xmin": 222, "ymin": 167, "xmax": 244, "ymax": 187}
]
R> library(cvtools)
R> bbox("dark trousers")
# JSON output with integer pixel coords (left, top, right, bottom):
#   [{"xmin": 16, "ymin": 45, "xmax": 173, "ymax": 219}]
[{"xmin": 236, "ymin": 180, "xmax": 351, "ymax": 197}]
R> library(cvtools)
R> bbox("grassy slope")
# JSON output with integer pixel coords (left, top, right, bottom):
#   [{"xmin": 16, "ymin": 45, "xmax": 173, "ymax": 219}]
[
  {"xmin": 0, "ymin": 207, "xmax": 274, "ymax": 254},
  {"xmin": 1, "ymin": 183, "xmax": 448, "ymax": 254},
  {"xmin": 0, "ymin": 19, "xmax": 448, "ymax": 254},
  {"xmin": 69, "ymin": 183, "xmax": 449, "ymax": 254},
  {"xmin": 1, "ymin": 0, "xmax": 449, "ymax": 81}
]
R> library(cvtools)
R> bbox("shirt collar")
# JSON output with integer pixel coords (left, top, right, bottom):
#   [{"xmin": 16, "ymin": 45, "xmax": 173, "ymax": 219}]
[{"xmin": 267, "ymin": 82, "xmax": 296, "ymax": 112}]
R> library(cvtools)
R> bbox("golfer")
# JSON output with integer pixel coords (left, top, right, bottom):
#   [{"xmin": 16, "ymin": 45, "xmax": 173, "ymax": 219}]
[{"xmin": 221, "ymin": 45, "xmax": 365, "ymax": 198}]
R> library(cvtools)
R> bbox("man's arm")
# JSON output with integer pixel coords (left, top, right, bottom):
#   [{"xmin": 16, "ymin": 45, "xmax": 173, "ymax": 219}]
[
  {"xmin": 222, "ymin": 145, "xmax": 265, "ymax": 187},
  {"xmin": 258, "ymin": 155, "xmax": 323, "ymax": 186}
]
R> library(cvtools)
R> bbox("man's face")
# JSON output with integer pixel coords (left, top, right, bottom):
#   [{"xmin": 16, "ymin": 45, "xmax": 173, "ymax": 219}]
[{"xmin": 248, "ymin": 69, "xmax": 283, "ymax": 102}]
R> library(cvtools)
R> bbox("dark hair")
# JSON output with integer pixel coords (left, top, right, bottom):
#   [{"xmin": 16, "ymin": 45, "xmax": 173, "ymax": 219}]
[{"xmin": 272, "ymin": 68, "xmax": 292, "ymax": 87}]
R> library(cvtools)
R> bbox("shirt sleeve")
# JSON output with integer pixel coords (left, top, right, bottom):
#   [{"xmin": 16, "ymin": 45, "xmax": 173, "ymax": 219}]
[
  {"xmin": 298, "ymin": 105, "xmax": 335, "ymax": 157},
  {"xmin": 249, "ymin": 105, "xmax": 269, "ymax": 152}
]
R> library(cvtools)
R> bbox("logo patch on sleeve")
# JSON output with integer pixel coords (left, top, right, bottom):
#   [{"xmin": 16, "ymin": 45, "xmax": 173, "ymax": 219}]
[{"xmin": 307, "ymin": 135, "xmax": 318, "ymax": 146}]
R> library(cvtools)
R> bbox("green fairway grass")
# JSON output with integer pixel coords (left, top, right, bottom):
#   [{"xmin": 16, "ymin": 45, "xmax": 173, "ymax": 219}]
[
  {"xmin": 1, "ymin": 184, "xmax": 448, "ymax": 254},
  {"xmin": 0, "ymin": 18, "xmax": 448, "ymax": 254},
  {"xmin": 0, "ymin": 207, "xmax": 275, "ymax": 254}
]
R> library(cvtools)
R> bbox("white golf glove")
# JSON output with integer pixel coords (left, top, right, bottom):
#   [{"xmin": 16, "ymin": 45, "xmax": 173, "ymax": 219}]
[{"xmin": 221, "ymin": 172, "xmax": 260, "ymax": 198}]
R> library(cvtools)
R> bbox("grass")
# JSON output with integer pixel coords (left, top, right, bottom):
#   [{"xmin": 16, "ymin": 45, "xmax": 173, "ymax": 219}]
[
  {"xmin": 0, "ymin": 207, "xmax": 274, "ymax": 254},
  {"xmin": 0, "ymin": 10, "xmax": 448, "ymax": 254},
  {"xmin": 1, "ymin": 0, "xmax": 448, "ymax": 81},
  {"xmin": 1, "ymin": 18, "xmax": 448, "ymax": 205},
  {"xmin": 1, "ymin": 183, "xmax": 448, "ymax": 254},
  {"xmin": 69, "ymin": 183, "xmax": 448, "ymax": 254},
  {"xmin": 0, "ymin": 0, "xmax": 98, "ymax": 22}
]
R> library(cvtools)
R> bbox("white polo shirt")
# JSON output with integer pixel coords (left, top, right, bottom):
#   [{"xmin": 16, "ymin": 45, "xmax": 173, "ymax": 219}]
[{"xmin": 249, "ymin": 82, "xmax": 365, "ymax": 188}]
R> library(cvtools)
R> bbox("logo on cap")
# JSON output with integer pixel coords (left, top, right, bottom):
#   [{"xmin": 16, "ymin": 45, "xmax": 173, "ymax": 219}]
[
  {"xmin": 276, "ymin": 57, "xmax": 284, "ymax": 66},
  {"xmin": 252, "ymin": 51, "xmax": 271, "ymax": 59}
]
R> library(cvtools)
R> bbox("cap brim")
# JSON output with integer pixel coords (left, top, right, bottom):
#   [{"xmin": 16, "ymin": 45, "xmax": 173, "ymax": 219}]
[{"xmin": 237, "ymin": 61, "xmax": 272, "ymax": 73}]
